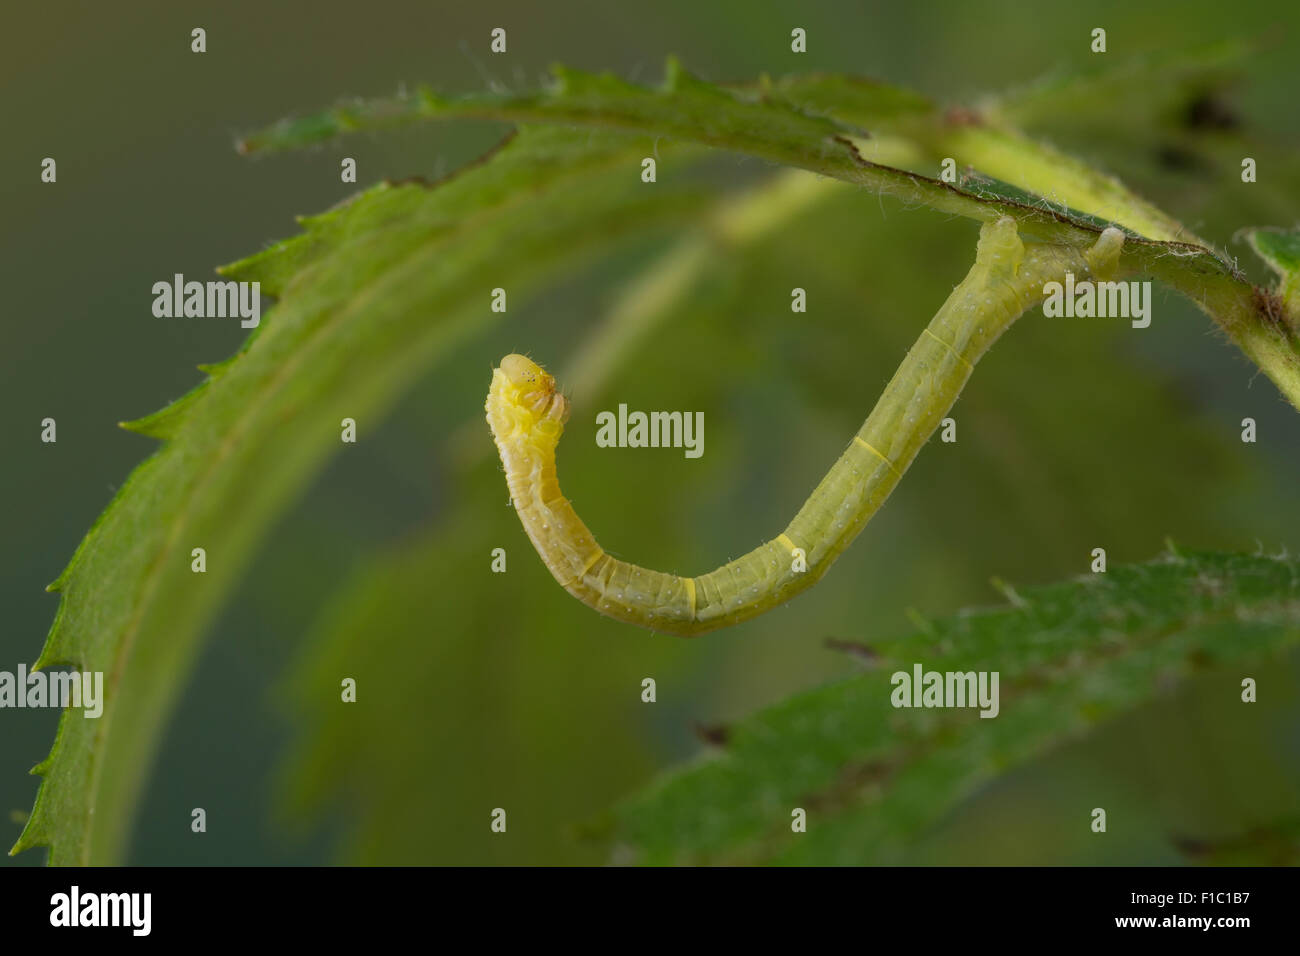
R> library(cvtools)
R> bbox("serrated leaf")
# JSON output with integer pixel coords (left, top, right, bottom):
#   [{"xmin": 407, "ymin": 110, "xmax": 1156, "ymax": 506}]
[
  {"xmin": 239, "ymin": 60, "xmax": 1228, "ymax": 260},
  {"xmin": 236, "ymin": 60, "xmax": 1300, "ymax": 410},
  {"xmin": 17, "ymin": 56, "xmax": 1300, "ymax": 866},
  {"xmin": 612, "ymin": 551, "xmax": 1300, "ymax": 864},
  {"xmin": 12, "ymin": 125, "xmax": 704, "ymax": 864},
  {"xmin": 763, "ymin": 72, "xmax": 937, "ymax": 126},
  {"xmin": 955, "ymin": 168, "xmax": 1144, "ymax": 236},
  {"xmin": 773, "ymin": 73, "xmax": 1195, "ymax": 245}
]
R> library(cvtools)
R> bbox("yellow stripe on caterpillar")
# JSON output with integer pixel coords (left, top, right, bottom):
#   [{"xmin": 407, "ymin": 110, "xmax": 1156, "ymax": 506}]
[
  {"xmin": 922, "ymin": 327, "xmax": 974, "ymax": 371},
  {"xmin": 853, "ymin": 435, "xmax": 903, "ymax": 479},
  {"xmin": 484, "ymin": 220, "xmax": 1107, "ymax": 636}
]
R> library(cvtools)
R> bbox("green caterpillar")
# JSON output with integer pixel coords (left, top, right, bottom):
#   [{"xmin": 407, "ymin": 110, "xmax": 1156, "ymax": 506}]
[{"xmin": 486, "ymin": 218, "xmax": 1122, "ymax": 635}]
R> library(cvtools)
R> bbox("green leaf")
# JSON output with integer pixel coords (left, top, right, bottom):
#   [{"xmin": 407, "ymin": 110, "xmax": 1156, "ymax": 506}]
[
  {"xmin": 612, "ymin": 550, "xmax": 1300, "ymax": 864},
  {"xmin": 17, "ymin": 56, "xmax": 1300, "ymax": 866},
  {"xmin": 1173, "ymin": 815, "xmax": 1300, "ymax": 866},
  {"xmin": 991, "ymin": 40, "xmax": 1250, "ymax": 135},
  {"xmin": 239, "ymin": 60, "xmax": 1300, "ymax": 410},
  {"xmin": 12, "ymin": 125, "xmax": 704, "ymax": 864},
  {"xmin": 772, "ymin": 73, "xmax": 1197, "ymax": 245},
  {"xmin": 954, "ymin": 168, "xmax": 1145, "ymax": 237},
  {"xmin": 1246, "ymin": 226, "xmax": 1300, "ymax": 319},
  {"xmin": 236, "ymin": 61, "xmax": 1189, "ymax": 248},
  {"xmin": 762, "ymin": 72, "xmax": 937, "ymax": 127},
  {"xmin": 278, "ymin": 181, "xmax": 1274, "ymax": 863}
]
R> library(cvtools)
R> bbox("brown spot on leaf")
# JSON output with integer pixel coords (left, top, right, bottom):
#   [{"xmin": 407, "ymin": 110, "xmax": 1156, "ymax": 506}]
[
  {"xmin": 943, "ymin": 106, "xmax": 983, "ymax": 127},
  {"xmin": 823, "ymin": 637, "xmax": 881, "ymax": 665},
  {"xmin": 1252, "ymin": 285, "xmax": 1290, "ymax": 333},
  {"xmin": 692, "ymin": 722, "xmax": 730, "ymax": 747}
]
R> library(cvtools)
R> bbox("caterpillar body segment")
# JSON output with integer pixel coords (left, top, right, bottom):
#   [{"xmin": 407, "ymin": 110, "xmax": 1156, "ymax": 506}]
[{"xmin": 485, "ymin": 219, "xmax": 1107, "ymax": 636}]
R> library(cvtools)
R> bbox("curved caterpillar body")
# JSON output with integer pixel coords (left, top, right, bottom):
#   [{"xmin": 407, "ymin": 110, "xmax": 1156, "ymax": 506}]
[{"xmin": 486, "ymin": 219, "xmax": 1120, "ymax": 636}]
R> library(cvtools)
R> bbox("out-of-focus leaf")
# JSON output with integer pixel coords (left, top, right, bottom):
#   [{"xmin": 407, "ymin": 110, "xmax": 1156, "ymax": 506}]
[
  {"xmin": 240, "ymin": 59, "xmax": 1300, "ymax": 408},
  {"xmin": 613, "ymin": 551, "xmax": 1300, "ymax": 864},
  {"xmin": 12, "ymin": 126, "xmax": 704, "ymax": 865},
  {"xmin": 1172, "ymin": 816, "xmax": 1300, "ymax": 866},
  {"xmin": 279, "ymin": 184, "xmax": 1282, "ymax": 864},
  {"xmin": 21, "ymin": 51, "xmax": 1299, "ymax": 868},
  {"xmin": 990, "ymin": 40, "xmax": 1250, "ymax": 136}
]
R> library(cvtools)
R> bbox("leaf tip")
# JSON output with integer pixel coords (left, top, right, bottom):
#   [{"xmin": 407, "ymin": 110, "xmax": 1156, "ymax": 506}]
[
  {"xmin": 990, "ymin": 576, "xmax": 1028, "ymax": 608},
  {"xmin": 415, "ymin": 84, "xmax": 446, "ymax": 111},
  {"xmin": 119, "ymin": 386, "xmax": 208, "ymax": 439},
  {"xmin": 9, "ymin": 818, "xmax": 49, "ymax": 858},
  {"xmin": 118, "ymin": 417, "xmax": 168, "ymax": 439},
  {"xmin": 197, "ymin": 356, "xmax": 237, "ymax": 379},
  {"xmin": 10, "ymin": 767, "xmax": 54, "ymax": 858},
  {"xmin": 663, "ymin": 55, "xmax": 690, "ymax": 91},
  {"xmin": 29, "ymin": 751, "xmax": 54, "ymax": 778},
  {"xmin": 32, "ymin": 645, "xmax": 72, "ymax": 673},
  {"xmin": 904, "ymin": 606, "xmax": 936, "ymax": 636}
]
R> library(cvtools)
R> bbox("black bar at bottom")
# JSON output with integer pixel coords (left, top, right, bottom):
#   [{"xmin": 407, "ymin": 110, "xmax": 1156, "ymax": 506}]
[{"xmin": 0, "ymin": 864, "xmax": 1288, "ymax": 941}]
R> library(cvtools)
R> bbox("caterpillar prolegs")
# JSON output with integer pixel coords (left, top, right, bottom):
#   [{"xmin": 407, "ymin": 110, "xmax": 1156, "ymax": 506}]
[{"xmin": 486, "ymin": 218, "xmax": 1124, "ymax": 636}]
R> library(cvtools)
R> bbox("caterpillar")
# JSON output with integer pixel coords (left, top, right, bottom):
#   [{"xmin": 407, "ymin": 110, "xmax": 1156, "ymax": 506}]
[{"xmin": 486, "ymin": 218, "xmax": 1123, "ymax": 636}]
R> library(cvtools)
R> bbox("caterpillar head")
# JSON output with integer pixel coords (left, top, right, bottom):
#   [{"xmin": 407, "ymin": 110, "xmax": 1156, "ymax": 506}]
[{"xmin": 498, "ymin": 353, "xmax": 570, "ymax": 426}]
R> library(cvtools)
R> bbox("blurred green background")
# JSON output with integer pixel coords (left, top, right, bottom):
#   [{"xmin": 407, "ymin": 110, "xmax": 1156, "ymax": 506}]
[{"xmin": 3, "ymin": 0, "xmax": 1299, "ymax": 865}]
